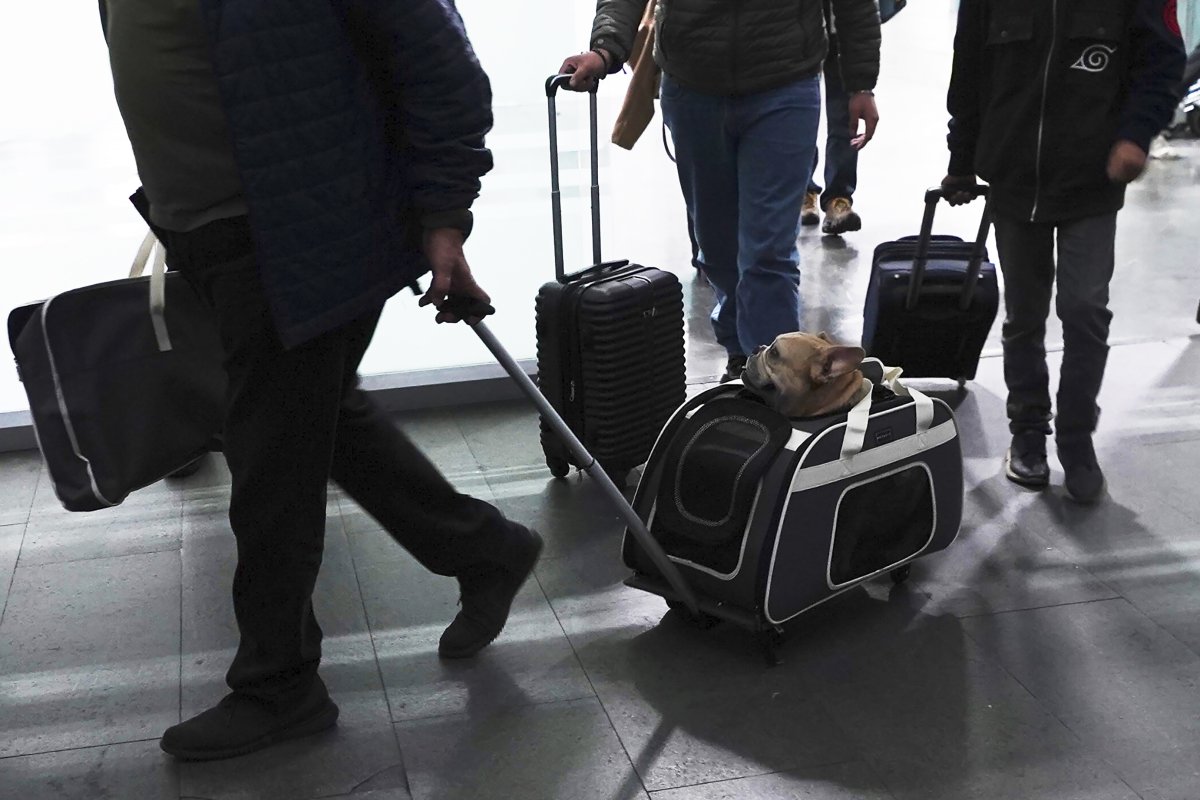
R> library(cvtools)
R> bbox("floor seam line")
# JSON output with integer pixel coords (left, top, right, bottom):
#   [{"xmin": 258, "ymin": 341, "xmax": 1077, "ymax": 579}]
[{"xmin": 534, "ymin": 568, "xmax": 653, "ymax": 799}]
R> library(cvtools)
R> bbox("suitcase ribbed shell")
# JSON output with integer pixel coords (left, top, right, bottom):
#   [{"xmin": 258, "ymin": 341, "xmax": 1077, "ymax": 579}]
[{"xmin": 535, "ymin": 264, "xmax": 686, "ymax": 479}]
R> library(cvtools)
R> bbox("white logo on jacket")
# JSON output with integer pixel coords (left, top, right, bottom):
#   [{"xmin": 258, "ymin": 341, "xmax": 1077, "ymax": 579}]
[{"xmin": 1071, "ymin": 44, "xmax": 1117, "ymax": 73}]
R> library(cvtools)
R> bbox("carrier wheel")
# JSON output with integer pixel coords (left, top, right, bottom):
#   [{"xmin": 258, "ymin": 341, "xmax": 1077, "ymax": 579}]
[
  {"xmin": 546, "ymin": 456, "xmax": 571, "ymax": 479},
  {"xmin": 666, "ymin": 600, "xmax": 721, "ymax": 630},
  {"xmin": 758, "ymin": 628, "xmax": 786, "ymax": 667},
  {"xmin": 890, "ymin": 565, "xmax": 912, "ymax": 585}
]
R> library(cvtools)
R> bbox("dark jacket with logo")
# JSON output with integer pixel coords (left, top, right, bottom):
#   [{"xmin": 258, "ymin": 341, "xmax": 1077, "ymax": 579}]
[
  {"xmin": 101, "ymin": 0, "xmax": 493, "ymax": 348},
  {"xmin": 947, "ymin": 0, "xmax": 1186, "ymax": 223},
  {"xmin": 590, "ymin": 0, "xmax": 881, "ymax": 96}
]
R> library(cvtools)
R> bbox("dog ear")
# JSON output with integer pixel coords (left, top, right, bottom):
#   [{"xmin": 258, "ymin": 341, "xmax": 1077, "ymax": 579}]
[{"xmin": 813, "ymin": 346, "xmax": 865, "ymax": 383}]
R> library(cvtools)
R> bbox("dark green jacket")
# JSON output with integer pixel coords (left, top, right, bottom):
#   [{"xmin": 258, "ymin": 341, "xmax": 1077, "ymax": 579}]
[{"xmin": 591, "ymin": 0, "xmax": 881, "ymax": 96}]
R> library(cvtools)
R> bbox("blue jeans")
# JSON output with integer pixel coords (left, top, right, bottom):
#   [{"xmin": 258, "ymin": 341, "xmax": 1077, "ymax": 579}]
[
  {"xmin": 808, "ymin": 61, "xmax": 858, "ymax": 206},
  {"xmin": 662, "ymin": 74, "xmax": 820, "ymax": 356}
]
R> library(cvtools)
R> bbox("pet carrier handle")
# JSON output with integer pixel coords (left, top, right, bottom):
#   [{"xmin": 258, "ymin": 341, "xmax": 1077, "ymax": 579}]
[
  {"xmin": 840, "ymin": 368, "xmax": 936, "ymax": 461},
  {"xmin": 908, "ymin": 185, "xmax": 992, "ymax": 313},
  {"xmin": 459, "ymin": 309, "xmax": 701, "ymax": 616},
  {"xmin": 546, "ymin": 74, "xmax": 602, "ymax": 283}
]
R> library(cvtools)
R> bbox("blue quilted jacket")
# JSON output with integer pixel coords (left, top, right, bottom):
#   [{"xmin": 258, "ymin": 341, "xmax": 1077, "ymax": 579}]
[{"xmin": 101, "ymin": 0, "xmax": 494, "ymax": 347}]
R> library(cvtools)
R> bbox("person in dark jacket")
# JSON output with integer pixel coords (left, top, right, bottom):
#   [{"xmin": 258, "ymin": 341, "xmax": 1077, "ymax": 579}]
[
  {"xmin": 99, "ymin": 0, "xmax": 542, "ymax": 760},
  {"xmin": 560, "ymin": 0, "xmax": 882, "ymax": 382},
  {"xmin": 943, "ymin": 0, "xmax": 1185, "ymax": 502}
]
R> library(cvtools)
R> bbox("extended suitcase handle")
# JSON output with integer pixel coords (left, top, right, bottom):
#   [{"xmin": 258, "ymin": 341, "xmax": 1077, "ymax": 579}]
[
  {"xmin": 909, "ymin": 185, "xmax": 992, "ymax": 313},
  {"xmin": 438, "ymin": 293, "xmax": 701, "ymax": 615},
  {"xmin": 546, "ymin": 73, "xmax": 602, "ymax": 284}
]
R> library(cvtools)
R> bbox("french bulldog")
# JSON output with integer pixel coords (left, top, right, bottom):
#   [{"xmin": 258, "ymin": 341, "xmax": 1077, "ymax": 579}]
[{"xmin": 742, "ymin": 332, "xmax": 870, "ymax": 418}]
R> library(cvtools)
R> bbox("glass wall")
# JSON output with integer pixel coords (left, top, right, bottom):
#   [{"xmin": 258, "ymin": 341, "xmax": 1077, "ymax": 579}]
[{"xmin": 0, "ymin": 2, "xmax": 693, "ymax": 414}]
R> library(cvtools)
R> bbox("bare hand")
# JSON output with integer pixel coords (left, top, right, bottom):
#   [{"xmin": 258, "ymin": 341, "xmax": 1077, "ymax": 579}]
[
  {"xmin": 1106, "ymin": 140, "xmax": 1148, "ymax": 184},
  {"xmin": 941, "ymin": 174, "xmax": 980, "ymax": 206},
  {"xmin": 418, "ymin": 228, "xmax": 491, "ymax": 324},
  {"xmin": 849, "ymin": 93, "xmax": 880, "ymax": 150},
  {"xmin": 558, "ymin": 51, "xmax": 609, "ymax": 92}
]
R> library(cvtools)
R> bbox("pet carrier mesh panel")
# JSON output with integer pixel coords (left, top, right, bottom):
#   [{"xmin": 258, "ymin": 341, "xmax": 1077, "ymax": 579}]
[
  {"xmin": 829, "ymin": 464, "xmax": 935, "ymax": 587},
  {"xmin": 651, "ymin": 398, "xmax": 792, "ymax": 575}
]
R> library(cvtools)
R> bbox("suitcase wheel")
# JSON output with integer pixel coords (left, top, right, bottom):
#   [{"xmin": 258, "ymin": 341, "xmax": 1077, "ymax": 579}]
[
  {"xmin": 665, "ymin": 599, "xmax": 721, "ymax": 630},
  {"xmin": 547, "ymin": 456, "xmax": 571, "ymax": 479},
  {"xmin": 890, "ymin": 565, "xmax": 912, "ymax": 585}
]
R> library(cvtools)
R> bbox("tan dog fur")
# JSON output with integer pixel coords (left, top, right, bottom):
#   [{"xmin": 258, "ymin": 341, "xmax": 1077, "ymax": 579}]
[{"xmin": 742, "ymin": 332, "xmax": 870, "ymax": 418}]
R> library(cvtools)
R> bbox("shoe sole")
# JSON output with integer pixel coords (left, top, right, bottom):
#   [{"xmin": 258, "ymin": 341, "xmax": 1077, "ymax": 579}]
[
  {"xmin": 160, "ymin": 700, "xmax": 339, "ymax": 761},
  {"xmin": 1004, "ymin": 451, "xmax": 1049, "ymax": 489},
  {"xmin": 438, "ymin": 531, "xmax": 545, "ymax": 660}
]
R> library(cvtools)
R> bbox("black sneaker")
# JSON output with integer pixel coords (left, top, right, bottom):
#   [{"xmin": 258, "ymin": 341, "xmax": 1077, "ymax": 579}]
[
  {"xmin": 439, "ymin": 523, "xmax": 544, "ymax": 659},
  {"xmin": 1059, "ymin": 437, "xmax": 1106, "ymax": 504},
  {"xmin": 1005, "ymin": 432, "xmax": 1050, "ymax": 488},
  {"xmin": 720, "ymin": 355, "xmax": 748, "ymax": 384},
  {"xmin": 160, "ymin": 678, "xmax": 338, "ymax": 761}
]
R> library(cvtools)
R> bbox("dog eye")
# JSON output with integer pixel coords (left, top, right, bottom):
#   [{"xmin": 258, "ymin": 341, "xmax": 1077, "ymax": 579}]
[{"xmin": 768, "ymin": 345, "xmax": 779, "ymax": 359}]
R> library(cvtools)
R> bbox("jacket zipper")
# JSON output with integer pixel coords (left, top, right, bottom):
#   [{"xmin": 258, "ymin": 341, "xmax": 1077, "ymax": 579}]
[{"xmin": 1031, "ymin": 0, "xmax": 1058, "ymax": 222}]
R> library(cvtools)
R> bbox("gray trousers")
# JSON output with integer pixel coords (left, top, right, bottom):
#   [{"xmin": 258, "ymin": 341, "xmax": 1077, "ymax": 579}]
[{"xmin": 991, "ymin": 211, "xmax": 1118, "ymax": 443}]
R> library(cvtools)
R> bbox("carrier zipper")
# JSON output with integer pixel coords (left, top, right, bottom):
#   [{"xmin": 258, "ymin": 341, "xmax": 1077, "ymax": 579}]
[{"xmin": 1031, "ymin": 0, "xmax": 1058, "ymax": 222}]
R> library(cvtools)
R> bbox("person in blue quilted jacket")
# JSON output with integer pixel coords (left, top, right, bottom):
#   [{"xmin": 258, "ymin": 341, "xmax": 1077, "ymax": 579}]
[{"xmin": 99, "ymin": 0, "xmax": 543, "ymax": 760}]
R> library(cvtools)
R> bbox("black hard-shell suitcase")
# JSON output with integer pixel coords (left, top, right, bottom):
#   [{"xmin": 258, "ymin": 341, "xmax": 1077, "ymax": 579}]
[
  {"xmin": 862, "ymin": 187, "xmax": 999, "ymax": 385},
  {"xmin": 535, "ymin": 75, "xmax": 686, "ymax": 486}
]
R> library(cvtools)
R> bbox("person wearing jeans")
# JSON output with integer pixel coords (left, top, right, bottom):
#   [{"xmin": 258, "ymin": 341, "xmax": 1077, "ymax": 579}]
[
  {"xmin": 560, "ymin": 0, "xmax": 881, "ymax": 381},
  {"xmin": 661, "ymin": 75, "xmax": 821, "ymax": 356},
  {"xmin": 804, "ymin": 24, "xmax": 862, "ymax": 235},
  {"xmin": 944, "ymin": 0, "xmax": 1185, "ymax": 503}
]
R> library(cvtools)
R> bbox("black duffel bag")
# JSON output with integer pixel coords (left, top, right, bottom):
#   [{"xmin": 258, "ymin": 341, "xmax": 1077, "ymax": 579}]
[{"xmin": 7, "ymin": 232, "xmax": 225, "ymax": 511}]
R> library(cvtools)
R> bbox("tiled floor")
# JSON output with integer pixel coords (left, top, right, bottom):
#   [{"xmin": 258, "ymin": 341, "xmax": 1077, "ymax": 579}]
[{"xmin": 5, "ymin": 2, "xmax": 1200, "ymax": 798}]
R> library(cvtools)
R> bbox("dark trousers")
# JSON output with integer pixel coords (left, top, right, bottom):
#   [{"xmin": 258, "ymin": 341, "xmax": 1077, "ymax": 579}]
[
  {"xmin": 807, "ymin": 57, "xmax": 858, "ymax": 206},
  {"xmin": 165, "ymin": 221, "xmax": 507, "ymax": 702},
  {"xmin": 991, "ymin": 211, "xmax": 1118, "ymax": 442}
]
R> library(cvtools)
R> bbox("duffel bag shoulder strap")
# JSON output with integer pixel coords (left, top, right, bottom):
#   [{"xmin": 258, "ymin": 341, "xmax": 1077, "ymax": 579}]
[{"xmin": 128, "ymin": 230, "xmax": 172, "ymax": 353}]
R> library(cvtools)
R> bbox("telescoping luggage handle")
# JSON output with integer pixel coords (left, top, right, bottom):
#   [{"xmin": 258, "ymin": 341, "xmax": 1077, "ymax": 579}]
[
  {"xmin": 907, "ymin": 186, "xmax": 992, "ymax": 313},
  {"xmin": 436, "ymin": 293, "xmax": 702, "ymax": 615},
  {"xmin": 547, "ymin": 74, "xmax": 623, "ymax": 284}
]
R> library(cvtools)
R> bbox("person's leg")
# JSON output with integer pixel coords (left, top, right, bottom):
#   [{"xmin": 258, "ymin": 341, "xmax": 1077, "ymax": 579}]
[
  {"xmin": 730, "ymin": 75, "xmax": 821, "ymax": 353},
  {"xmin": 162, "ymin": 246, "xmax": 359, "ymax": 759},
  {"xmin": 819, "ymin": 57, "xmax": 861, "ymax": 235},
  {"xmin": 819, "ymin": 61, "xmax": 858, "ymax": 206},
  {"xmin": 329, "ymin": 318, "xmax": 541, "ymax": 657},
  {"xmin": 992, "ymin": 212, "xmax": 1056, "ymax": 487},
  {"xmin": 1054, "ymin": 212, "xmax": 1117, "ymax": 502},
  {"xmin": 661, "ymin": 74, "xmax": 742, "ymax": 359}
]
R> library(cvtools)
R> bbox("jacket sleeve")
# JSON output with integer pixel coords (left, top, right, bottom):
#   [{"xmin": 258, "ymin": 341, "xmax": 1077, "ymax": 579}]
[
  {"xmin": 1118, "ymin": 0, "xmax": 1187, "ymax": 152},
  {"xmin": 343, "ymin": 0, "xmax": 494, "ymax": 233},
  {"xmin": 946, "ymin": 0, "xmax": 985, "ymax": 177},
  {"xmin": 829, "ymin": 0, "xmax": 881, "ymax": 91},
  {"xmin": 590, "ymin": 0, "xmax": 645, "ymax": 68}
]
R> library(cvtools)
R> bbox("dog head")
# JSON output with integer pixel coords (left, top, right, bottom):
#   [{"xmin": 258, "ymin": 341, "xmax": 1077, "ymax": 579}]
[{"xmin": 742, "ymin": 332, "xmax": 867, "ymax": 418}]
